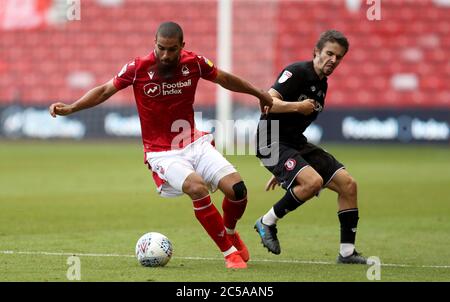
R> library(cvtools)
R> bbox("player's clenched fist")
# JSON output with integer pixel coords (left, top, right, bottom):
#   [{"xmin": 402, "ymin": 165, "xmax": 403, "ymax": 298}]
[
  {"xmin": 298, "ymin": 99, "xmax": 316, "ymax": 115},
  {"xmin": 49, "ymin": 102, "xmax": 73, "ymax": 117}
]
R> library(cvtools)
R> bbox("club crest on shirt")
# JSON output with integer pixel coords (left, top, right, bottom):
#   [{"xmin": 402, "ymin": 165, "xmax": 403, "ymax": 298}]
[
  {"xmin": 284, "ymin": 158, "xmax": 296, "ymax": 171},
  {"xmin": 278, "ymin": 70, "xmax": 292, "ymax": 84},
  {"xmin": 182, "ymin": 65, "xmax": 190, "ymax": 76}
]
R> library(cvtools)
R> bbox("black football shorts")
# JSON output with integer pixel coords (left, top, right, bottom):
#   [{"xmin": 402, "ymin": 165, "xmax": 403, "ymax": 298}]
[{"xmin": 257, "ymin": 142, "xmax": 344, "ymax": 190}]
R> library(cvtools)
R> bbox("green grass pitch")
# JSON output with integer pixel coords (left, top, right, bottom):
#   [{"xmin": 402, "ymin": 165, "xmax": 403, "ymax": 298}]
[{"xmin": 0, "ymin": 141, "xmax": 449, "ymax": 281}]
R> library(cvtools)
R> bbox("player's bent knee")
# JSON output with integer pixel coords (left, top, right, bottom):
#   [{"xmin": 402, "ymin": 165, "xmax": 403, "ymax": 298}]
[
  {"xmin": 232, "ymin": 181, "xmax": 247, "ymax": 200},
  {"xmin": 188, "ymin": 185, "xmax": 209, "ymax": 199},
  {"xmin": 183, "ymin": 179, "xmax": 209, "ymax": 198},
  {"xmin": 314, "ymin": 177, "xmax": 324, "ymax": 190},
  {"xmin": 303, "ymin": 176, "xmax": 323, "ymax": 197},
  {"xmin": 344, "ymin": 176, "xmax": 357, "ymax": 196}
]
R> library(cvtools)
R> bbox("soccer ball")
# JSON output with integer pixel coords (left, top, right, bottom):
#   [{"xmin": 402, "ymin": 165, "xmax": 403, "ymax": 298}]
[{"xmin": 135, "ymin": 232, "xmax": 173, "ymax": 267}]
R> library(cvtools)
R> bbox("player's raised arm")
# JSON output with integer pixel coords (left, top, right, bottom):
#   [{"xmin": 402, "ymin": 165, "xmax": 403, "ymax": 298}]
[
  {"xmin": 267, "ymin": 88, "xmax": 316, "ymax": 115},
  {"xmin": 49, "ymin": 79, "xmax": 118, "ymax": 117},
  {"xmin": 213, "ymin": 69, "xmax": 273, "ymax": 112}
]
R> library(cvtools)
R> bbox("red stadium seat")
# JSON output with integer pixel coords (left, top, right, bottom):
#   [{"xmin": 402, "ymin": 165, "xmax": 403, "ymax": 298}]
[{"xmin": 0, "ymin": 0, "xmax": 448, "ymax": 109}]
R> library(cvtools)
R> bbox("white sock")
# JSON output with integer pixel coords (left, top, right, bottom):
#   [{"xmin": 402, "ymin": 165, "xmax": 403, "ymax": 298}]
[
  {"xmin": 340, "ymin": 243, "xmax": 355, "ymax": 257},
  {"xmin": 223, "ymin": 246, "xmax": 238, "ymax": 257},
  {"xmin": 262, "ymin": 208, "xmax": 279, "ymax": 226},
  {"xmin": 225, "ymin": 227, "xmax": 234, "ymax": 235}
]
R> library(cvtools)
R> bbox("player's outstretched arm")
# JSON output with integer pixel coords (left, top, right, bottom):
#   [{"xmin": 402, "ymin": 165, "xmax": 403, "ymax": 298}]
[
  {"xmin": 49, "ymin": 79, "xmax": 118, "ymax": 117},
  {"xmin": 213, "ymin": 69, "xmax": 273, "ymax": 113},
  {"xmin": 268, "ymin": 88, "xmax": 316, "ymax": 115}
]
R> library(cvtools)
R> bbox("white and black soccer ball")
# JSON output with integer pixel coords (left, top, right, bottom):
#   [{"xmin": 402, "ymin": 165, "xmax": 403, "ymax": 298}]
[{"xmin": 135, "ymin": 232, "xmax": 173, "ymax": 267}]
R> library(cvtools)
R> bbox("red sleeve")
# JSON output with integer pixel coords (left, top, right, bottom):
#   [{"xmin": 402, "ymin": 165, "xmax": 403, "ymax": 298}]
[
  {"xmin": 197, "ymin": 55, "xmax": 218, "ymax": 81},
  {"xmin": 112, "ymin": 59, "xmax": 137, "ymax": 90}
]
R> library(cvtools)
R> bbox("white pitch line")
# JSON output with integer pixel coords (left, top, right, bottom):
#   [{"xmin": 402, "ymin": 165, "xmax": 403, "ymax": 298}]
[{"xmin": 1, "ymin": 250, "xmax": 450, "ymax": 269}]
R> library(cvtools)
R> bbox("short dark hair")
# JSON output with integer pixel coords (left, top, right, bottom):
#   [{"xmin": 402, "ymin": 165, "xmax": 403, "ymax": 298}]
[
  {"xmin": 156, "ymin": 21, "xmax": 184, "ymax": 44},
  {"xmin": 314, "ymin": 30, "xmax": 349, "ymax": 57}
]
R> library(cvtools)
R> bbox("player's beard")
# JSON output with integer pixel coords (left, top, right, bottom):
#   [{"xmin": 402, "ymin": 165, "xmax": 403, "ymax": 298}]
[{"xmin": 157, "ymin": 58, "xmax": 179, "ymax": 78}]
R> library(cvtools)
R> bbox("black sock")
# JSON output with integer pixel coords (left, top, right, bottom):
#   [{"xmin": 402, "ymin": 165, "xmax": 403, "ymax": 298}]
[
  {"xmin": 338, "ymin": 208, "xmax": 359, "ymax": 244},
  {"xmin": 273, "ymin": 188, "xmax": 305, "ymax": 218}
]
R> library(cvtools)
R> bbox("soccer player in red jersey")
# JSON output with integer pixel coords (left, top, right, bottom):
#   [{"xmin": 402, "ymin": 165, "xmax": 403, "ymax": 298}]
[{"xmin": 49, "ymin": 21, "xmax": 272, "ymax": 269}]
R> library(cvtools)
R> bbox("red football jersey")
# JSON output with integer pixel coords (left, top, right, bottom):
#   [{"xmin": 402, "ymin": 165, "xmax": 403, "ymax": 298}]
[{"xmin": 113, "ymin": 50, "xmax": 218, "ymax": 152}]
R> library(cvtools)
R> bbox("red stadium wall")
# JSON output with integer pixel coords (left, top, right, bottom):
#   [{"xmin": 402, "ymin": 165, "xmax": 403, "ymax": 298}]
[{"xmin": 0, "ymin": 0, "xmax": 448, "ymax": 108}]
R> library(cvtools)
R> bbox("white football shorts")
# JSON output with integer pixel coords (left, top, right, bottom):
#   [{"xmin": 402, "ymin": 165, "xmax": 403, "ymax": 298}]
[{"xmin": 146, "ymin": 134, "xmax": 237, "ymax": 197}]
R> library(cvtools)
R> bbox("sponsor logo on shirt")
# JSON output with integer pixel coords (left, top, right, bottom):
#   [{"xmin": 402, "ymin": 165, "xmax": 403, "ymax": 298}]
[
  {"xmin": 278, "ymin": 70, "xmax": 292, "ymax": 84},
  {"xmin": 143, "ymin": 83, "xmax": 161, "ymax": 97},
  {"xmin": 298, "ymin": 94, "xmax": 308, "ymax": 101},
  {"xmin": 200, "ymin": 56, "xmax": 214, "ymax": 68},
  {"xmin": 314, "ymin": 102, "xmax": 323, "ymax": 112},
  {"xmin": 118, "ymin": 61, "xmax": 134, "ymax": 77},
  {"xmin": 143, "ymin": 79, "xmax": 192, "ymax": 97}
]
